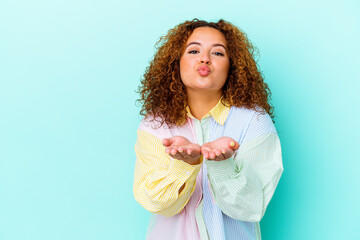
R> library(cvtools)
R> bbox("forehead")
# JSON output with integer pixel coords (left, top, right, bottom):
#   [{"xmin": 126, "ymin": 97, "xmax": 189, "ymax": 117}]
[{"xmin": 186, "ymin": 27, "xmax": 227, "ymax": 46}]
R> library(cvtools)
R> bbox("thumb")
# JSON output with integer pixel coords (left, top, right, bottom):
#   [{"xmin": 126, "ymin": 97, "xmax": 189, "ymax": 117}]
[
  {"xmin": 229, "ymin": 140, "xmax": 240, "ymax": 150},
  {"xmin": 162, "ymin": 137, "xmax": 173, "ymax": 147}
]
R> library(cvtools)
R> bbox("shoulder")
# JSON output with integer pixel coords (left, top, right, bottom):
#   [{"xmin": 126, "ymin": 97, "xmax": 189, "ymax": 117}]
[
  {"xmin": 137, "ymin": 114, "xmax": 174, "ymax": 139},
  {"xmin": 228, "ymin": 104, "xmax": 268, "ymax": 123},
  {"xmin": 229, "ymin": 105, "xmax": 256, "ymax": 116},
  {"xmin": 230, "ymin": 105, "xmax": 276, "ymax": 142},
  {"xmin": 230, "ymin": 105, "xmax": 271, "ymax": 122}
]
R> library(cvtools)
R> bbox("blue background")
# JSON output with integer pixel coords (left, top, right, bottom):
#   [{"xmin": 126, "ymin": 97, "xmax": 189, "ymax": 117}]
[{"xmin": 1, "ymin": 0, "xmax": 359, "ymax": 239}]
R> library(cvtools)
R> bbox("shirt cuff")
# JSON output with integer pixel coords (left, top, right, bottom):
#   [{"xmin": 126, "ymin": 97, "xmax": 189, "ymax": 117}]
[
  {"xmin": 169, "ymin": 156, "xmax": 203, "ymax": 182},
  {"xmin": 205, "ymin": 157, "xmax": 237, "ymax": 180}
]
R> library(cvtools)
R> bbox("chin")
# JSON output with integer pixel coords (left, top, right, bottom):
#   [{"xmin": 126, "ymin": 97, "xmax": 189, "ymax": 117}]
[{"xmin": 188, "ymin": 85, "xmax": 220, "ymax": 92}]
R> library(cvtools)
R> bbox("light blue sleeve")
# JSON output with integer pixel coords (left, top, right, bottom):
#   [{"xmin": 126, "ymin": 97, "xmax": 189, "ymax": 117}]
[{"xmin": 205, "ymin": 111, "xmax": 284, "ymax": 222}]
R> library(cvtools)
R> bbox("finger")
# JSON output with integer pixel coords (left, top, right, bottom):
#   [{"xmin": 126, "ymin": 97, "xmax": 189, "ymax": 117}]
[
  {"xmin": 221, "ymin": 152, "xmax": 226, "ymax": 160},
  {"xmin": 200, "ymin": 145, "xmax": 211, "ymax": 153},
  {"xmin": 223, "ymin": 148, "xmax": 235, "ymax": 159},
  {"xmin": 211, "ymin": 151, "xmax": 219, "ymax": 160},
  {"xmin": 185, "ymin": 147, "xmax": 192, "ymax": 156},
  {"xmin": 176, "ymin": 147, "xmax": 184, "ymax": 158},
  {"xmin": 162, "ymin": 138, "xmax": 173, "ymax": 147},
  {"xmin": 183, "ymin": 147, "xmax": 194, "ymax": 158},
  {"xmin": 233, "ymin": 141, "xmax": 240, "ymax": 150},
  {"xmin": 201, "ymin": 148, "xmax": 210, "ymax": 159},
  {"xmin": 171, "ymin": 152, "xmax": 184, "ymax": 160},
  {"xmin": 186, "ymin": 148, "xmax": 192, "ymax": 155},
  {"xmin": 214, "ymin": 150, "xmax": 225, "ymax": 161},
  {"xmin": 186, "ymin": 145, "xmax": 199, "ymax": 154},
  {"xmin": 170, "ymin": 148, "xmax": 178, "ymax": 155},
  {"xmin": 210, "ymin": 150, "xmax": 223, "ymax": 161},
  {"xmin": 165, "ymin": 147, "xmax": 172, "ymax": 154},
  {"xmin": 221, "ymin": 148, "xmax": 228, "ymax": 158},
  {"xmin": 209, "ymin": 151, "xmax": 216, "ymax": 160},
  {"xmin": 215, "ymin": 150, "xmax": 222, "ymax": 157},
  {"xmin": 229, "ymin": 140, "xmax": 239, "ymax": 150}
]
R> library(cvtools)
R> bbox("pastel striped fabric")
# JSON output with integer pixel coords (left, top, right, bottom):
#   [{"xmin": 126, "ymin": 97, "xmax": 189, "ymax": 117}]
[{"xmin": 133, "ymin": 98, "xmax": 283, "ymax": 239}]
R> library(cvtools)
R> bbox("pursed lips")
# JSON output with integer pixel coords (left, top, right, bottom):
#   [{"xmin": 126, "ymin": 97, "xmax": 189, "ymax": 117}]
[{"xmin": 197, "ymin": 65, "xmax": 211, "ymax": 76}]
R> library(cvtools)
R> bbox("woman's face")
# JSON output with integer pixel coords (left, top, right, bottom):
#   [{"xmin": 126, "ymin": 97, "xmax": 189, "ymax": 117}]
[{"xmin": 180, "ymin": 27, "xmax": 230, "ymax": 94}]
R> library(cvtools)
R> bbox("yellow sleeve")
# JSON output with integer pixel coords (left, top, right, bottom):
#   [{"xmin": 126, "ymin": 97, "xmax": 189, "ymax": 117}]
[{"xmin": 133, "ymin": 129, "xmax": 203, "ymax": 217}]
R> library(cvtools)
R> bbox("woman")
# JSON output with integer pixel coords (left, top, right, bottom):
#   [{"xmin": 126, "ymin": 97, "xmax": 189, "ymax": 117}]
[{"xmin": 133, "ymin": 18, "xmax": 283, "ymax": 240}]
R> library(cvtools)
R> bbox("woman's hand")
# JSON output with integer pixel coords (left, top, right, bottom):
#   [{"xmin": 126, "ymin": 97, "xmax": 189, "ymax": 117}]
[
  {"xmin": 162, "ymin": 136, "xmax": 201, "ymax": 165},
  {"xmin": 201, "ymin": 137, "xmax": 239, "ymax": 161}
]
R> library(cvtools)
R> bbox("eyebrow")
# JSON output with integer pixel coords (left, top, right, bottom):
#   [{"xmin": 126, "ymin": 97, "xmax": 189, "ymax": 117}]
[{"xmin": 186, "ymin": 42, "xmax": 227, "ymax": 51}]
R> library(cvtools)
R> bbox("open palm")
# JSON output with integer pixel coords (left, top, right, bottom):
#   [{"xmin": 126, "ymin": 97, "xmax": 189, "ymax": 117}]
[
  {"xmin": 162, "ymin": 136, "xmax": 201, "ymax": 165},
  {"xmin": 201, "ymin": 137, "xmax": 239, "ymax": 161}
]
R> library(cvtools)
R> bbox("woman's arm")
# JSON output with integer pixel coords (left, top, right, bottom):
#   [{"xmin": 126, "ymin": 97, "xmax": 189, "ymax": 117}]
[
  {"xmin": 205, "ymin": 112, "xmax": 283, "ymax": 222},
  {"xmin": 133, "ymin": 129, "xmax": 203, "ymax": 217},
  {"xmin": 205, "ymin": 132, "xmax": 283, "ymax": 222}
]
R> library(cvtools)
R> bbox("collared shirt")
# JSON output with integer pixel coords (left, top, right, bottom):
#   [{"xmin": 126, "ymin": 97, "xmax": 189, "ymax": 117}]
[{"xmin": 133, "ymin": 97, "xmax": 283, "ymax": 240}]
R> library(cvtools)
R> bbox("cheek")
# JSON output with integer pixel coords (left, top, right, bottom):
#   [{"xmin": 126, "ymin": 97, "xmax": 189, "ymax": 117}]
[
  {"xmin": 180, "ymin": 57, "xmax": 191, "ymax": 70},
  {"xmin": 179, "ymin": 58, "xmax": 192, "ymax": 80},
  {"xmin": 221, "ymin": 60, "xmax": 230, "ymax": 76}
]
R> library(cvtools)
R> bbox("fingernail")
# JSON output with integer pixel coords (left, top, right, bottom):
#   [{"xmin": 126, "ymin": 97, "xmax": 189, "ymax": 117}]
[
  {"xmin": 222, "ymin": 150, "xmax": 226, "ymax": 154},
  {"xmin": 216, "ymin": 152, "xmax": 221, "ymax": 156},
  {"xmin": 230, "ymin": 141, "xmax": 235, "ymax": 147}
]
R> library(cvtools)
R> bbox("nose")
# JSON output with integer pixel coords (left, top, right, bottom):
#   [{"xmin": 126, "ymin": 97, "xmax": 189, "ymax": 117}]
[{"xmin": 200, "ymin": 52, "xmax": 211, "ymax": 64}]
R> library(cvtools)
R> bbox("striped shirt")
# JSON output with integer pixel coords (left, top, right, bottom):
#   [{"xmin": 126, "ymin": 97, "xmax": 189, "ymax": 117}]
[{"xmin": 133, "ymin": 98, "xmax": 283, "ymax": 239}]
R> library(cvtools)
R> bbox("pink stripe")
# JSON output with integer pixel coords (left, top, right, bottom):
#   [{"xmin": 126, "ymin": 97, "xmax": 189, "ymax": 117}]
[{"xmin": 142, "ymin": 116, "xmax": 203, "ymax": 240}]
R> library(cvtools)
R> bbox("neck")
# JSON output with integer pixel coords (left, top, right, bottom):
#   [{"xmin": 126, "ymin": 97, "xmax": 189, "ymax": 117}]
[{"xmin": 186, "ymin": 89, "xmax": 222, "ymax": 120}]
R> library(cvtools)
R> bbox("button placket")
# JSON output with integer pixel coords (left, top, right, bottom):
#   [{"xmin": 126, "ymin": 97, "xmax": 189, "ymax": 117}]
[
  {"xmin": 201, "ymin": 118, "xmax": 209, "ymax": 143},
  {"xmin": 194, "ymin": 119, "xmax": 204, "ymax": 145}
]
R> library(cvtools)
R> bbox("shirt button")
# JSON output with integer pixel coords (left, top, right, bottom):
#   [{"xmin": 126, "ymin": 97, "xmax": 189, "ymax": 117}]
[{"xmin": 185, "ymin": 171, "xmax": 191, "ymax": 176}]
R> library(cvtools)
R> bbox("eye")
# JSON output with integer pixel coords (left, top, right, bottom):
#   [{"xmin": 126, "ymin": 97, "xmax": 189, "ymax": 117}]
[
  {"xmin": 188, "ymin": 50, "xmax": 199, "ymax": 54},
  {"xmin": 214, "ymin": 52, "xmax": 225, "ymax": 56}
]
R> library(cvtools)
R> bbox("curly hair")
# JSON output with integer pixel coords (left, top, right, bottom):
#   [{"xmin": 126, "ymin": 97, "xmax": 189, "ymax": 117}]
[{"xmin": 136, "ymin": 18, "xmax": 275, "ymax": 127}]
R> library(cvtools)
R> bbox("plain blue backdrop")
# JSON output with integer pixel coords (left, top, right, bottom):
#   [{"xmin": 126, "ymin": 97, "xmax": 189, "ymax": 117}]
[{"xmin": 0, "ymin": 0, "xmax": 359, "ymax": 239}]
